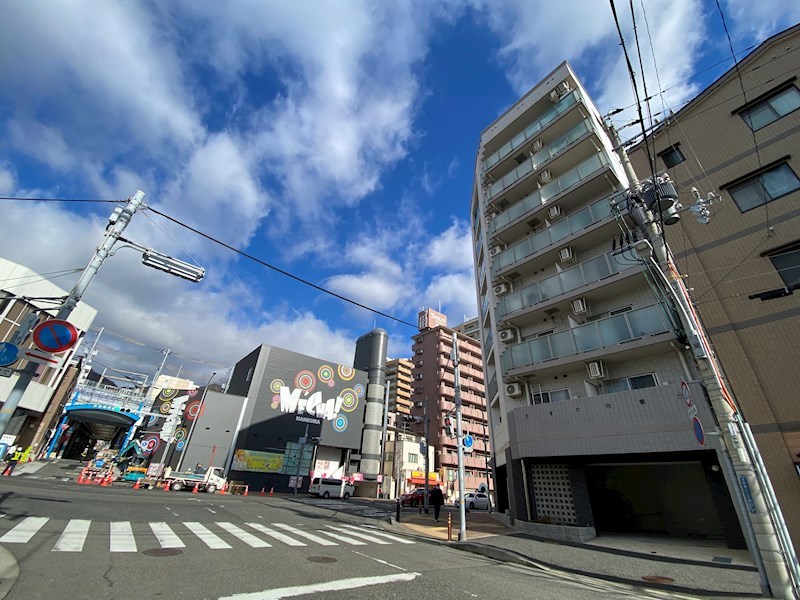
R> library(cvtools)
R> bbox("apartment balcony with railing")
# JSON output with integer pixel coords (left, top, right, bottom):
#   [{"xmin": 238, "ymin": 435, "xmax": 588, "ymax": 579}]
[
  {"xmin": 496, "ymin": 250, "xmax": 642, "ymax": 322},
  {"xmin": 487, "ymin": 152, "xmax": 615, "ymax": 237},
  {"xmin": 501, "ymin": 303, "xmax": 675, "ymax": 374},
  {"xmin": 490, "ymin": 194, "xmax": 614, "ymax": 275},
  {"xmin": 482, "ymin": 89, "xmax": 581, "ymax": 174}
]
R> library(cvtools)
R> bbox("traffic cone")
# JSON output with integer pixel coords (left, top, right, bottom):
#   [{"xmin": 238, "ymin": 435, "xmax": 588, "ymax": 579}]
[
  {"xmin": 192, "ymin": 483, "xmax": 199, "ymax": 494},
  {"xmin": 219, "ymin": 482, "xmax": 227, "ymax": 495},
  {"xmin": 163, "ymin": 480, "xmax": 170, "ymax": 491},
  {"xmin": 243, "ymin": 485, "xmax": 249, "ymax": 497},
  {"xmin": 77, "ymin": 470, "xmax": 86, "ymax": 484},
  {"xmin": 133, "ymin": 479, "xmax": 141, "ymax": 490},
  {"xmin": 260, "ymin": 487, "xmax": 265, "ymax": 496},
  {"xmin": 269, "ymin": 487, "xmax": 274, "ymax": 497}
]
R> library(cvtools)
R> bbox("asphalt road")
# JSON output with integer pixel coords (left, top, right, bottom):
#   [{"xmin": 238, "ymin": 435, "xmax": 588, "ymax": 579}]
[{"xmin": 0, "ymin": 479, "xmax": 701, "ymax": 600}]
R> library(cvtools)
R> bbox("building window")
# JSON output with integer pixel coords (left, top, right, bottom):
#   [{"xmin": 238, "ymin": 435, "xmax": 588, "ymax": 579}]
[
  {"xmin": 739, "ymin": 85, "xmax": 800, "ymax": 131},
  {"xmin": 767, "ymin": 242, "xmax": 800, "ymax": 288},
  {"xmin": 605, "ymin": 373, "xmax": 658, "ymax": 393},
  {"xmin": 532, "ymin": 388, "xmax": 570, "ymax": 405},
  {"xmin": 726, "ymin": 162, "xmax": 800, "ymax": 212},
  {"xmin": 407, "ymin": 453, "xmax": 418, "ymax": 463},
  {"xmin": 658, "ymin": 144, "xmax": 685, "ymax": 169}
]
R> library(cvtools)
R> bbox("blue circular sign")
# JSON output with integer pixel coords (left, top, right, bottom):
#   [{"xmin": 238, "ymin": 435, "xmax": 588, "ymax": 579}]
[
  {"xmin": 32, "ymin": 319, "xmax": 78, "ymax": 354},
  {"xmin": 463, "ymin": 434, "xmax": 474, "ymax": 448},
  {"xmin": 692, "ymin": 417, "xmax": 705, "ymax": 446},
  {"xmin": 0, "ymin": 342, "xmax": 19, "ymax": 367}
]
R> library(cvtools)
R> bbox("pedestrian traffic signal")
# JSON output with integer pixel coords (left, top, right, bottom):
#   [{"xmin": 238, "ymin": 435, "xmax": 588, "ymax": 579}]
[{"xmin": 443, "ymin": 415, "xmax": 455, "ymax": 438}]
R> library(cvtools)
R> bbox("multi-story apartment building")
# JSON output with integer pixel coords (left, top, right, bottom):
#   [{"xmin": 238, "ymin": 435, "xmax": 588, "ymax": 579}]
[
  {"xmin": 471, "ymin": 63, "xmax": 746, "ymax": 546},
  {"xmin": 410, "ymin": 308, "xmax": 491, "ymax": 502},
  {"xmin": 386, "ymin": 358, "xmax": 413, "ymax": 416},
  {"xmin": 627, "ymin": 24, "xmax": 800, "ymax": 547}
]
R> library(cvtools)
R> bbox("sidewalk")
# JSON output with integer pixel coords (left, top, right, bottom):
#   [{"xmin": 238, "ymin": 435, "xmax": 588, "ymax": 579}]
[{"xmin": 388, "ymin": 507, "xmax": 764, "ymax": 597}]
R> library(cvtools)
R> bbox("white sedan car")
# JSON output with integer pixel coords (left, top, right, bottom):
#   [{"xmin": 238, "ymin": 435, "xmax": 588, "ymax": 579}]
[{"xmin": 455, "ymin": 492, "xmax": 492, "ymax": 510}]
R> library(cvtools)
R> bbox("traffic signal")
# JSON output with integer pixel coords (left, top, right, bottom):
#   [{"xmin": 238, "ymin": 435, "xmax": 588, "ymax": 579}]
[{"xmin": 443, "ymin": 415, "xmax": 455, "ymax": 438}]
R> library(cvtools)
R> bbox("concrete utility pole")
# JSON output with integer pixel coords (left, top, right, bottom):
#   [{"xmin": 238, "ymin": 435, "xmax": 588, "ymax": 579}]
[
  {"xmin": 0, "ymin": 191, "xmax": 146, "ymax": 439},
  {"xmin": 452, "ymin": 336, "xmax": 467, "ymax": 541},
  {"xmin": 420, "ymin": 398, "xmax": 430, "ymax": 514},
  {"xmin": 607, "ymin": 124, "xmax": 799, "ymax": 599}
]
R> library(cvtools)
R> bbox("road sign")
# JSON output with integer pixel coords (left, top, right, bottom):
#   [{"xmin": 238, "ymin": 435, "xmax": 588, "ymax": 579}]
[
  {"xmin": 32, "ymin": 319, "xmax": 79, "ymax": 354},
  {"xmin": 0, "ymin": 342, "xmax": 19, "ymax": 367},
  {"xmin": 462, "ymin": 434, "xmax": 474, "ymax": 454},
  {"xmin": 692, "ymin": 416, "xmax": 705, "ymax": 446},
  {"xmin": 681, "ymin": 381, "xmax": 692, "ymax": 406},
  {"xmin": 0, "ymin": 367, "xmax": 13, "ymax": 378},
  {"xmin": 20, "ymin": 348, "xmax": 66, "ymax": 369}
]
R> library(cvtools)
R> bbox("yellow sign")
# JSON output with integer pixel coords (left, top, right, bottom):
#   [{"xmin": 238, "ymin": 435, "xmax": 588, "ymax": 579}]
[
  {"xmin": 232, "ymin": 449, "xmax": 284, "ymax": 473},
  {"xmin": 410, "ymin": 471, "xmax": 439, "ymax": 481}
]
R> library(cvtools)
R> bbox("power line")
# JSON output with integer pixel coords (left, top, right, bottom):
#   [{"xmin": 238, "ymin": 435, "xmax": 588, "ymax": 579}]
[
  {"xmin": 692, "ymin": 234, "xmax": 769, "ymax": 301},
  {"xmin": 0, "ymin": 268, "xmax": 83, "ymax": 288},
  {"xmin": 144, "ymin": 206, "xmax": 418, "ymax": 329},
  {"xmin": 0, "ymin": 196, "xmax": 119, "ymax": 204}
]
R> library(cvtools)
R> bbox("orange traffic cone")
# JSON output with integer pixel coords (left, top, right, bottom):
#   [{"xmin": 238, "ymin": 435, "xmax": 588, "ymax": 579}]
[
  {"xmin": 192, "ymin": 483, "xmax": 199, "ymax": 494},
  {"xmin": 243, "ymin": 485, "xmax": 249, "ymax": 497},
  {"xmin": 163, "ymin": 480, "xmax": 170, "ymax": 491},
  {"xmin": 133, "ymin": 478, "xmax": 141, "ymax": 490},
  {"xmin": 219, "ymin": 482, "xmax": 227, "ymax": 495},
  {"xmin": 269, "ymin": 487, "xmax": 274, "ymax": 497},
  {"xmin": 260, "ymin": 487, "xmax": 265, "ymax": 496},
  {"xmin": 77, "ymin": 470, "xmax": 86, "ymax": 484}
]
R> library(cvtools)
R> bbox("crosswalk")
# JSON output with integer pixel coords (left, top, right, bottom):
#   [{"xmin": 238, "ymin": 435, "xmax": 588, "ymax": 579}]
[{"xmin": 0, "ymin": 516, "xmax": 413, "ymax": 554}]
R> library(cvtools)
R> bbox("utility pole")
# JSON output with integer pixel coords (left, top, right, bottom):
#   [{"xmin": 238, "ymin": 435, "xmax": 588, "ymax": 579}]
[
  {"xmin": 482, "ymin": 417, "xmax": 492, "ymax": 513},
  {"xmin": 0, "ymin": 191, "xmax": 146, "ymax": 439},
  {"xmin": 146, "ymin": 349, "xmax": 172, "ymax": 411},
  {"xmin": 420, "ymin": 398, "xmax": 430, "ymax": 514},
  {"xmin": 452, "ymin": 335, "xmax": 467, "ymax": 541},
  {"xmin": 607, "ymin": 123, "xmax": 799, "ymax": 599}
]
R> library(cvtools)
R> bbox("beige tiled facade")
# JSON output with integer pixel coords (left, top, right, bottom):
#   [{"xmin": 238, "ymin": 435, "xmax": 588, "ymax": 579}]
[
  {"xmin": 386, "ymin": 358, "xmax": 413, "ymax": 415},
  {"xmin": 628, "ymin": 24, "xmax": 800, "ymax": 547}
]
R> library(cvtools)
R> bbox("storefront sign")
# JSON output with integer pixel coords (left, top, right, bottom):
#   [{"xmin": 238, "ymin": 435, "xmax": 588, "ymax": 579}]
[{"xmin": 232, "ymin": 449, "xmax": 285, "ymax": 473}]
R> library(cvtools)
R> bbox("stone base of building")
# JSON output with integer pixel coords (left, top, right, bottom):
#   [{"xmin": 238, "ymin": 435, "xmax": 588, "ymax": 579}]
[{"xmin": 493, "ymin": 512, "xmax": 596, "ymax": 543}]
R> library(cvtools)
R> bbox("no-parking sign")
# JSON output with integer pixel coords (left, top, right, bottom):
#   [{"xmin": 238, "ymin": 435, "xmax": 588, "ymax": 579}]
[{"xmin": 32, "ymin": 319, "xmax": 78, "ymax": 354}]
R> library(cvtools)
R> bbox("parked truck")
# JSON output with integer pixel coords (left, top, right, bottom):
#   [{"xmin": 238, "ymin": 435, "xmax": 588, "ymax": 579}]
[{"xmin": 162, "ymin": 466, "xmax": 227, "ymax": 492}]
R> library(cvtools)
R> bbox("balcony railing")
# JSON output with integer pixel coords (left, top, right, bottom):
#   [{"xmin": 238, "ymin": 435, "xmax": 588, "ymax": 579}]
[
  {"xmin": 491, "ymin": 195, "xmax": 614, "ymax": 273},
  {"xmin": 482, "ymin": 90, "xmax": 580, "ymax": 172},
  {"xmin": 501, "ymin": 304, "xmax": 672, "ymax": 371},
  {"xmin": 488, "ymin": 152, "xmax": 610, "ymax": 234},
  {"xmin": 486, "ymin": 375, "xmax": 498, "ymax": 401},
  {"xmin": 485, "ymin": 119, "xmax": 592, "ymax": 200},
  {"xmin": 497, "ymin": 250, "xmax": 637, "ymax": 318}
]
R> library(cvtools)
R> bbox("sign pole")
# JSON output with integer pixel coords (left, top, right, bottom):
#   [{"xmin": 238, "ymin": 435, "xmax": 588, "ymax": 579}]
[
  {"xmin": 293, "ymin": 424, "xmax": 309, "ymax": 495},
  {"xmin": 452, "ymin": 334, "xmax": 467, "ymax": 541}
]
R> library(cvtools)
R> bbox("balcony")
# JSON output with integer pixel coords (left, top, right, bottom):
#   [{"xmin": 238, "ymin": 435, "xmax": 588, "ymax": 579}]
[
  {"xmin": 488, "ymin": 152, "xmax": 613, "ymax": 236},
  {"xmin": 485, "ymin": 119, "xmax": 593, "ymax": 201},
  {"xmin": 482, "ymin": 90, "xmax": 580, "ymax": 173},
  {"xmin": 490, "ymin": 195, "xmax": 615, "ymax": 275},
  {"xmin": 501, "ymin": 304, "xmax": 674, "ymax": 373},
  {"xmin": 497, "ymin": 251, "xmax": 641, "ymax": 320}
]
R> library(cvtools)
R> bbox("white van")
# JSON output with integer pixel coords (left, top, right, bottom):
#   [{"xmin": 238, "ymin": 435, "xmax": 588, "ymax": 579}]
[{"xmin": 309, "ymin": 477, "xmax": 355, "ymax": 499}]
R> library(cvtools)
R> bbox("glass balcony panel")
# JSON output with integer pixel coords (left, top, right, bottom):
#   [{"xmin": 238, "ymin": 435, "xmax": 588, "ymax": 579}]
[
  {"xmin": 508, "ymin": 200, "xmax": 527, "ymax": 223},
  {"xmin": 559, "ymin": 266, "xmax": 584, "ymax": 292},
  {"xmin": 628, "ymin": 305, "xmax": 666, "ymax": 336},
  {"xmin": 503, "ymin": 292, "xmax": 523, "ymax": 314},
  {"xmin": 548, "ymin": 218, "xmax": 571, "ymax": 243},
  {"xmin": 573, "ymin": 323, "xmax": 602, "ymax": 352},
  {"xmin": 550, "ymin": 137, "xmax": 568, "ymax": 155},
  {"xmin": 517, "ymin": 159, "xmax": 533, "ymax": 179},
  {"xmin": 598, "ymin": 314, "xmax": 632, "ymax": 345},
  {"xmin": 569, "ymin": 206, "xmax": 592, "ymax": 230},
  {"xmin": 529, "ymin": 338, "xmax": 552, "ymax": 363},
  {"xmin": 577, "ymin": 153, "xmax": 604, "ymax": 178},
  {"xmin": 510, "ymin": 342, "xmax": 533, "ymax": 367},
  {"xmin": 522, "ymin": 285, "xmax": 541, "ymax": 306},
  {"xmin": 530, "ymin": 148, "xmax": 548, "ymax": 168},
  {"xmin": 581, "ymin": 255, "xmax": 611, "ymax": 281},
  {"xmin": 549, "ymin": 331, "xmax": 575, "ymax": 358},
  {"xmin": 608, "ymin": 253, "xmax": 627, "ymax": 274},
  {"xmin": 530, "ymin": 230, "xmax": 551, "ymax": 253},
  {"xmin": 539, "ymin": 275, "xmax": 562, "ymax": 300},
  {"xmin": 558, "ymin": 166, "xmax": 581, "ymax": 190},
  {"xmin": 590, "ymin": 197, "xmax": 612, "ymax": 220},
  {"xmin": 502, "ymin": 171, "xmax": 516, "ymax": 190},
  {"xmin": 499, "ymin": 141, "xmax": 512, "ymax": 161},
  {"xmin": 511, "ymin": 131, "xmax": 526, "ymax": 150},
  {"xmin": 539, "ymin": 180, "xmax": 559, "ymax": 202},
  {"xmin": 524, "ymin": 122, "xmax": 541, "ymax": 138}
]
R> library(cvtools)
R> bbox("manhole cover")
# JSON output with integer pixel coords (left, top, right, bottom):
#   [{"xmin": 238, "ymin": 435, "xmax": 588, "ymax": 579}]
[
  {"xmin": 307, "ymin": 556, "xmax": 337, "ymax": 564},
  {"xmin": 641, "ymin": 575, "xmax": 674, "ymax": 584},
  {"xmin": 143, "ymin": 548, "xmax": 183, "ymax": 557}
]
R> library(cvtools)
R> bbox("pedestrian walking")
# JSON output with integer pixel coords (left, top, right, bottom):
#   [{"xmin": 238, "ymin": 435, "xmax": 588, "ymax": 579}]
[{"xmin": 430, "ymin": 485, "xmax": 445, "ymax": 522}]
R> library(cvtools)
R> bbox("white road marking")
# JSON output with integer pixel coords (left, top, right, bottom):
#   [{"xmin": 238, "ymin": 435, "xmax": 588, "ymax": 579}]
[
  {"xmin": 340, "ymin": 524, "xmax": 415, "ymax": 544},
  {"xmin": 217, "ymin": 522, "xmax": 271, "ymax": 548},
  {"xmin": 0, "ymin": 516, "xmax": 49, "ymax": 543},
  {"xmin": 218, "ymin": 572, "xmax": 420, "ymax": 599},
  {"xmin": 315, "ymin": 529, "xmax": 366, "ymax": 546},
  {"xmin": 110, "ymin": 521, "xmax": 137, "ymax": 552},
  {"xmin": 149, "ymin": 522, "xmax": 185, "ymax": 548},
  {"xmin": 325, "ymin": 525, "xmax": 390, "ymax": 544},
  {"xmin": 246, "ymin": 523, "xmax": 306, "ymax": 546},
  {"xmin": 350, "ymin": 550, "xmax": 406, "ymax": 571},
  {"xmin": 53, "ymin": 519, "xmax": 91, "ymax": 552},
  {"xmin": 184, "ymin": 521, "xmax": 231, "ymax": 549},
  {"xmin": 206, "ymin": 508, "xmax": 217, "ymax": 514},
  {"xmin": 271, "ymin": 523, "xmax": 337, "ymax": 546}
]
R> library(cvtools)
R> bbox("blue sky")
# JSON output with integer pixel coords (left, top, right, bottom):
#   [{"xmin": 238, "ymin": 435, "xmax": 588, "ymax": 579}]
[{"xmin": 1, "ymin": 1, "xmax": 798, "ymax": 385}]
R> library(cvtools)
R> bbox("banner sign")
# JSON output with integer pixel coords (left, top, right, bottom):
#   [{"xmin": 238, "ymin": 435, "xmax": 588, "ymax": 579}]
[{"xmin": 232, "ymin": 449, "xmax": 285, "ymax": 473}]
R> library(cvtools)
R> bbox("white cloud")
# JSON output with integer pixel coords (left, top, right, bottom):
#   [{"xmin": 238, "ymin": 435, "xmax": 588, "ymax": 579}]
[
  {"xmin": 0, "ymin": 164, "xmax": 15, "ymax": 195},
  {"xmin": 422, "ymin": 273, "xmax": 479, "ymax": 327},
  {"xmin": 722, "ymin": 0, "xmax": 800, "ymax": 42},
  {"xmin": 425, "ymin": 220, "xmax": 474, "ymax": 271}
]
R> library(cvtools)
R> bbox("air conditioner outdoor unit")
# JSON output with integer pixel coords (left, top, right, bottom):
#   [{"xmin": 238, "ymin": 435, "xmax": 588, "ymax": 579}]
[
  {"xmin": 494, "ymin": 283, "xmax": 509, "ymax": 296},
  {"xmin": 499, "ymin": 328, "xmax": 519, "ymax": 343},
  {"xmin": 547, "ymin": 204, "xmax": 562, "ymax": 220},
  {"xmin": 587, "ymin": 361, "xmax": 605, "ymax": 379},
  {"xmin": 531, "ymin": 139, "xmax": 543, "ymax": 151},
  {"xmin": 489, "ymin": 246, "xmax": 503, "ymax": 257},
  {"xmin": 414, "ymin": 373, "xmax": 424, "ymax": 380},
  {"xmin": 505, "ymin": 382, "xmax": 523, "ymax": 398},
  {"xmin": 571, "ymin": 297, "xmax": 589, "ymax": 315},
  {"xmin": 486, "ymin": 211, "xmax": 498, "ymax": 221},
  {"xmin": 539, "ymin": 169, "xmax": 553, "ymax": 184},
  {"xmin": 558, "ymin": 246, "xmax": 574, "ymax": 262}
]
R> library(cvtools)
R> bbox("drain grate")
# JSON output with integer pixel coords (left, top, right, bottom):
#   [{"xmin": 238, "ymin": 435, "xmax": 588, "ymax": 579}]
[
  {"xmin": 641, "ymin": 575, "xmax": 675, "ymax": 584},
  {"xmin": 143, "ymin": 548, "xmax": 183, "ymax": 557},
  {"xmin": 307, "ymin": 556, "xmax": 337, "ymax": 564}
]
